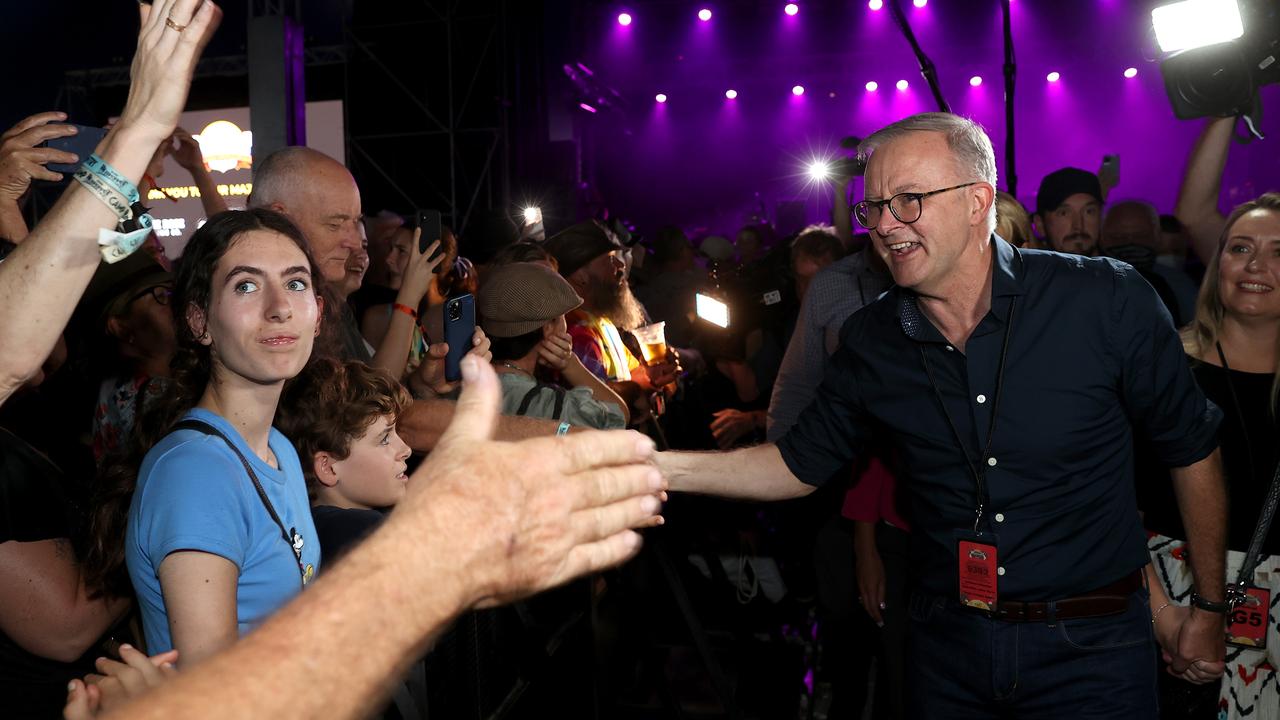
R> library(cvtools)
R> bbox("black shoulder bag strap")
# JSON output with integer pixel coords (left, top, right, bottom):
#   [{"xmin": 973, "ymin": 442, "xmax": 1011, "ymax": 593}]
[
  {"xmin": 172, "ymin": 419, "xmax": 309, "ymax": 586},
  {"xmin": 516, "ymin": 383, "xmax": 566, "ymax": 420},
  {"xmin": 1215, "ymin": 344, "xmax": 1280, "ymax": 607}
]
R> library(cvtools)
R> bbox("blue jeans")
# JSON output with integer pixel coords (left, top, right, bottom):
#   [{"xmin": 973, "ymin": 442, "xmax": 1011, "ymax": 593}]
[{"xmin": 906, "ymin": 588, "xmax": 1158, "ymax": 719}]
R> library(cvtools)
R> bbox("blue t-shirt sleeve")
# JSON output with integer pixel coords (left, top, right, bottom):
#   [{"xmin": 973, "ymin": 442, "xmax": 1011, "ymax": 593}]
[{"xmin": 137, "ymin": 439, "xmax": 252, "ymax": 569}]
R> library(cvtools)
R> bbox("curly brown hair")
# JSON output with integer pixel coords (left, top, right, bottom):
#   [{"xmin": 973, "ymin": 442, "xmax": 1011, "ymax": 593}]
[
  {"xmin": 275, "ymin": 358, "xmax": 413, "ymax": 498},
  {"xmin": 83, "ymin": 208, "xmax": 322, "ymax": 599}
]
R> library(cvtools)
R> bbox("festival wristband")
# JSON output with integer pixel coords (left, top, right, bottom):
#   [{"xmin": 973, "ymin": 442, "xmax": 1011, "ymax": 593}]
[
  {"xmin": 393, "ymin": 302, "xmax": 418, "ymax": 319},
  {"xmin": 80, "ymin": 154, "xmax": 140, "ymax": 205},
  {"xmin": 73, "ymin": 167, "xmax": 132, "ymax": 222},
  {"xmin": 74, "ymin": 155, "xmax": 155, "ymax": 263},
  {"xmin": 556, "ymin": 422, "xmax": 572, "ymax": 436}
]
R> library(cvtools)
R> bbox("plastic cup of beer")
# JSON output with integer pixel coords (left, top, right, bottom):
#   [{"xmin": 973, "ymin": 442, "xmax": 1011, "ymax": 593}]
[{"xmin": 632, "ymin": 321, "xmax": 668, "ymax": 364}]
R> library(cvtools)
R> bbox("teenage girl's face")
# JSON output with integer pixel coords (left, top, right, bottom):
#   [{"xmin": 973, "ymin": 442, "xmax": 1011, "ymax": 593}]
[
  {"xmin": 193, "ymin": 230, "xmax": 321, "ymax": 386},
  {"xmin": 330, "ymin": 413, "xmax": 412, "ymax": 509}
]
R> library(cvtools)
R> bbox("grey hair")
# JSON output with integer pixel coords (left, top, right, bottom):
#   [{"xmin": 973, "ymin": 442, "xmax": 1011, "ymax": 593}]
[
  {"xmin": 1104, "ymin": 200, "xmax": 1161, "ymax": 239},
  {"xmin": 858, "ymin": 112, "xmax": 998, "ymax": 233},
  {"xmin": 247, "ymin": 146, "xmax": 330, "ymax": 209}
]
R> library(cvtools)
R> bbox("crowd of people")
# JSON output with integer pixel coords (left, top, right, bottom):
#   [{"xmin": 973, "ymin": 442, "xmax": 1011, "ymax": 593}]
[{"xmin": 0, "ymin": 2, "xmax": 1276, "ymax": 719}]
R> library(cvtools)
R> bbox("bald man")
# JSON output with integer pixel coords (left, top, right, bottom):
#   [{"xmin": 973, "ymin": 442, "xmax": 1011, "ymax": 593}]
[{"xmin": 248, "ymin": 147, "xmax": 556, "ymax": 448}]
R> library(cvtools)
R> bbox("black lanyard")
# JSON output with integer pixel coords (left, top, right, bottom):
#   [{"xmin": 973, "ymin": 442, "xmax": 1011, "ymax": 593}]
[
  {"xmin": 918, "ymin": 295, "xmax": 1018, "ymax": 534},
  {"xmin": 173, "ymin": 419, "xmax": 309, "ymax": 586}
]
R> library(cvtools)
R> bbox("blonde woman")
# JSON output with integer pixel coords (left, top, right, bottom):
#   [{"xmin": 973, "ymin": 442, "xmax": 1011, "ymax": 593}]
[{"xmin": 1141, "ymin": 193, "xmax": 1280, "ymax": 719}]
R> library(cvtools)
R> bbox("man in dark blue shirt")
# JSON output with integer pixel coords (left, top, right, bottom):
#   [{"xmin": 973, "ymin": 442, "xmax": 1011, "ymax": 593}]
[{"xmin": 658, "ymin": 112, "xmax": 1228, "ymax": 717}]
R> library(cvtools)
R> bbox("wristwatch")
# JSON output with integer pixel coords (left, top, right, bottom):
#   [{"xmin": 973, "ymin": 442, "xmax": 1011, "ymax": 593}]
[{"xmin": 1189, "ymin": 592, "xmax": 1230, "ymax": 614}]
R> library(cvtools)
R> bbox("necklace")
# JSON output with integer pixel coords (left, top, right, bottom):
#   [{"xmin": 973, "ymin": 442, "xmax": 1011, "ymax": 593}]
[{"xmin": 499, "ymin": 361, "xmax": 534, "ymax": 377}]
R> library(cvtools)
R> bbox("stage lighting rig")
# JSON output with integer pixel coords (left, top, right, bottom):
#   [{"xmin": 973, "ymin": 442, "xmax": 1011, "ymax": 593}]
[{"xmin": 1154, "ymin": 0, "xmax": 1280, "ymax": 133}]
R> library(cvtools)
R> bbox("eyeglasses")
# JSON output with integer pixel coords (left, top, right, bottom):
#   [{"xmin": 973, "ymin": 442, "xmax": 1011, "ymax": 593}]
[
  {"xmin": 853, "ymin": 182, "xmax": 978, "ymax": 229},
  {"xmin": 128, "ymin": 284, "xmax": 173, "ymax": 307}
]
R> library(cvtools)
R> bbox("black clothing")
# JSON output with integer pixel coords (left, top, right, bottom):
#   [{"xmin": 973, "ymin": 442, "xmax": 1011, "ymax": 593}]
[
  {"xmin": 1139, "ymin": 360, "xmax": 1279, "ymax": 555},
  {"xmin": 777, "ymin": 239, "xmax": 1221, "ymax": 599},
  {"xmin": 312, "ymin": 505, "xmax": 386, "ymax": 566}
]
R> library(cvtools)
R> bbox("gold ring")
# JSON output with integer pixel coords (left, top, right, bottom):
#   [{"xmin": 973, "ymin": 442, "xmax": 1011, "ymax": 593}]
[{"xmin": 165, "ymin": 17, "xmax": 188, "ymax": 32}]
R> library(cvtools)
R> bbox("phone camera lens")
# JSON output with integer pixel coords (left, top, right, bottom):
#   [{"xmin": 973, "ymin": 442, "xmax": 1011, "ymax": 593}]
[{"xmin": 448, "ymin": 302, "xmax": 462, "ymax": 321}]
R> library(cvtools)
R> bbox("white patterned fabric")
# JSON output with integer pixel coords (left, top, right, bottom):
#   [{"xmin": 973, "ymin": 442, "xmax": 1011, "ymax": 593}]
[{"xmin": 1149, "ymin": 533, "xmax": 1280, "ymax": 720}]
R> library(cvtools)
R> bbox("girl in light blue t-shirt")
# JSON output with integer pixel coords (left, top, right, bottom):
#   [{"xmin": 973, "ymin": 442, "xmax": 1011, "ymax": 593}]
[{"xmin": 116, "ymin": 208, "xmax": 325, "ymax": 665}]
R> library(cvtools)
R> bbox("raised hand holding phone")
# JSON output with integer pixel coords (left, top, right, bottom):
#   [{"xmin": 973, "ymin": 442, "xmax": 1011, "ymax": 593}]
[{"xmin": 417, "ymin": 209, "xmax": 443, "ymax": 257}]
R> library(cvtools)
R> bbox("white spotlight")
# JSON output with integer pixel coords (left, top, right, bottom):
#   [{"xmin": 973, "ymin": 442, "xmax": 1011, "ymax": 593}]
[{"xmin": 1151, "ymin": 0, "xmax": 1244, "ymax": 53}]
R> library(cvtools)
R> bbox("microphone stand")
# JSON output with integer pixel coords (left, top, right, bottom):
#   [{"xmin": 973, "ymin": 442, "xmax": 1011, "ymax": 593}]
[
  {"xmin": 887, "ymin": 0, "xmax": 950, "ymax": 112},
  {"xmin": 1001, "ymin": 0, "xmax": 1018, "ymax": 196}
]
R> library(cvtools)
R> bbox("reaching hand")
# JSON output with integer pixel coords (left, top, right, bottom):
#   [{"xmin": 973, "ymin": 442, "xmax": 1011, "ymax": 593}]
[
  {"xmin": 709, "ymin": 408, "xmax": 758, "ymax": 451},
  {"xmin": 402, "ymin": 356, "xmax": 665, "ymax": 608},
  {"xmin": 117, "ymin": 0, "xmax": 224, "ymax": 144},
  {"xmin": 0, "ymin": 112, "xmax": 80, "ymax": 201},
  {"xmin": 169, "ymin": 127, "xmax": 205, "ymax": 172},
  {"xmin": 64, "ymin": 645, "xmax": 179, "ymax": 719}
]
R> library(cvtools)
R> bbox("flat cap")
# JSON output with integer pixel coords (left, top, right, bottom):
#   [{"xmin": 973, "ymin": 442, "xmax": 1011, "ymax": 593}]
[{"xmin": 479, "ymin": 262, "xmax": 583, "ymax": 337}]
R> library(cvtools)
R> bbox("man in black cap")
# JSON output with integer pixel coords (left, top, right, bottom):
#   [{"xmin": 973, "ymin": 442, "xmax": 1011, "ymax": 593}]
[
  {"xmin": 544, "ymin": 220, "xmax": 678, "ymax": 422},
  {"xmin": 1032, "ymin": 167, "xmax": 1104, "ymax": 256}
]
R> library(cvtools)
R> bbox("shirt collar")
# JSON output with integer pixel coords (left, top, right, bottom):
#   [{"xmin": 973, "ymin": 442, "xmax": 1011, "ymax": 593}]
[{"xmin": 894, "ymin": 234, "xmax": 1025, "ymax": 342}]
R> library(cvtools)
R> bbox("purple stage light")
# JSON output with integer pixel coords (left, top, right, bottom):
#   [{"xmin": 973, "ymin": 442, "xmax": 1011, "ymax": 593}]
[
  {"xmin": 913, "ymin": 0, "xmax": 927, "ymax": 7},
  {"xmin": 868, "ymin": 0, "xmax": 883, "ymax": 10},
  {"xmin": 865, "ymin": 80, "xmax": 879, "ymax": 92},
  {"xmin": 1046, "ymin": 71, "xmax": 1061, "ymax": 83},
  {"xmin": 725, "ymin": 89, "xmax": 738, "ymax": 99},
  {"xmin": 698, "ymin": 8, "xmax": 712, "ymax": 21},
  {"xmin": 970, "ymin": 76, "xmax": 983, "ymax": 87},
  {"xmin": 579, "ymin": 102, "xmax": 598, "ymax": 113},
  {"xmin": 617, "ymin": 12, "xmax": 632, "ymax": 26},
  {"xmin": 655, "ymin": 93, "xmax": 668, "ymax": 103},
  {"xmin": 896, "ymin": 79, "xmax": 909, "ymax": 91},
  {"xmin": 792, "ymin": 85, "xmax": 805, "ymax": 96},
  {"xmin": 1123, "ymin": 67, "xmax": 1138, "ymax": 79},
  {"xmin": 784, "ymin": 3, "xmax": 799, "ymax": 15}
]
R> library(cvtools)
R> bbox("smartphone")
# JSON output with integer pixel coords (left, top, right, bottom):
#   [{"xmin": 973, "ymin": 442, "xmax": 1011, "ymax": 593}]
[
  {"xmin": 42, "ymin": 124, "xmax": 108, "ymax": 175},
  {"xmin": 1101, "ymin": 154, "xmax": 1120, "ymax": 182},
  {"xmin": 416, "ymin": 209, "xmax": 442, "ymax": 256},
  {"xmin": 442, "ymin": 293, "xmax": 476, "ymax": 383}
]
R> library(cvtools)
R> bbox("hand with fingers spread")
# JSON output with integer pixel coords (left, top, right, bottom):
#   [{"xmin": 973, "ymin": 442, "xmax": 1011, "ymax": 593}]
[
  {"xmin": 0, "ymin": 112, "xmax": 80, "ymax": 202},
  {"xmin": 398, "ymin": 230, "xmax": 444, "ymax": 309},
  {"xmin": 64, "ymin": 645, "xmax": 179, "ymax": 719},
  {"xmin": 407, "ymin": 356, "xmax": 665, "ymax": 608},
  {"xmin": 709, "ymin": 408, "xmax": 762, "ymax": 450}
]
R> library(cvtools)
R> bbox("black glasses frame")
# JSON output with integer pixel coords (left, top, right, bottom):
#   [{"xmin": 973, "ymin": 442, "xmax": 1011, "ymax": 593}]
[
  {"xmin": 854, "ymin": 182, "xmax": 979, "ymax": 229},
  {"xmin": 128, "ymin": 284, "xmax": 173, "ymax": 307}
]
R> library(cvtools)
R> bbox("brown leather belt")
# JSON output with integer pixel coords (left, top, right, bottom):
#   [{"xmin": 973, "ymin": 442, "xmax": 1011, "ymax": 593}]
[{"xmin": 988, "ymin": 570, "xmax": 1143, "ymax": 623}]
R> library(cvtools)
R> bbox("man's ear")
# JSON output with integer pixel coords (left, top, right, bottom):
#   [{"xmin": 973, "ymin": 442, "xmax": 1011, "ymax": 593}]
[
  {"xmin": 1031, "ymin": 212, "xmax": 1045, "ymax": 239},
  {"xmin": 313, "ymin": 451, "xmax": 340, "ymax": 488},
  {"xmin": 186, "ymin": 303, "xmax": 211, "ymax": 346},
  {"xmin": 105, "ymin": 315, "xmax": 131, "ymax": 343},
  {"xmin": 972, "ymin": 183, "xmax": 996, "ymax": 229}
]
